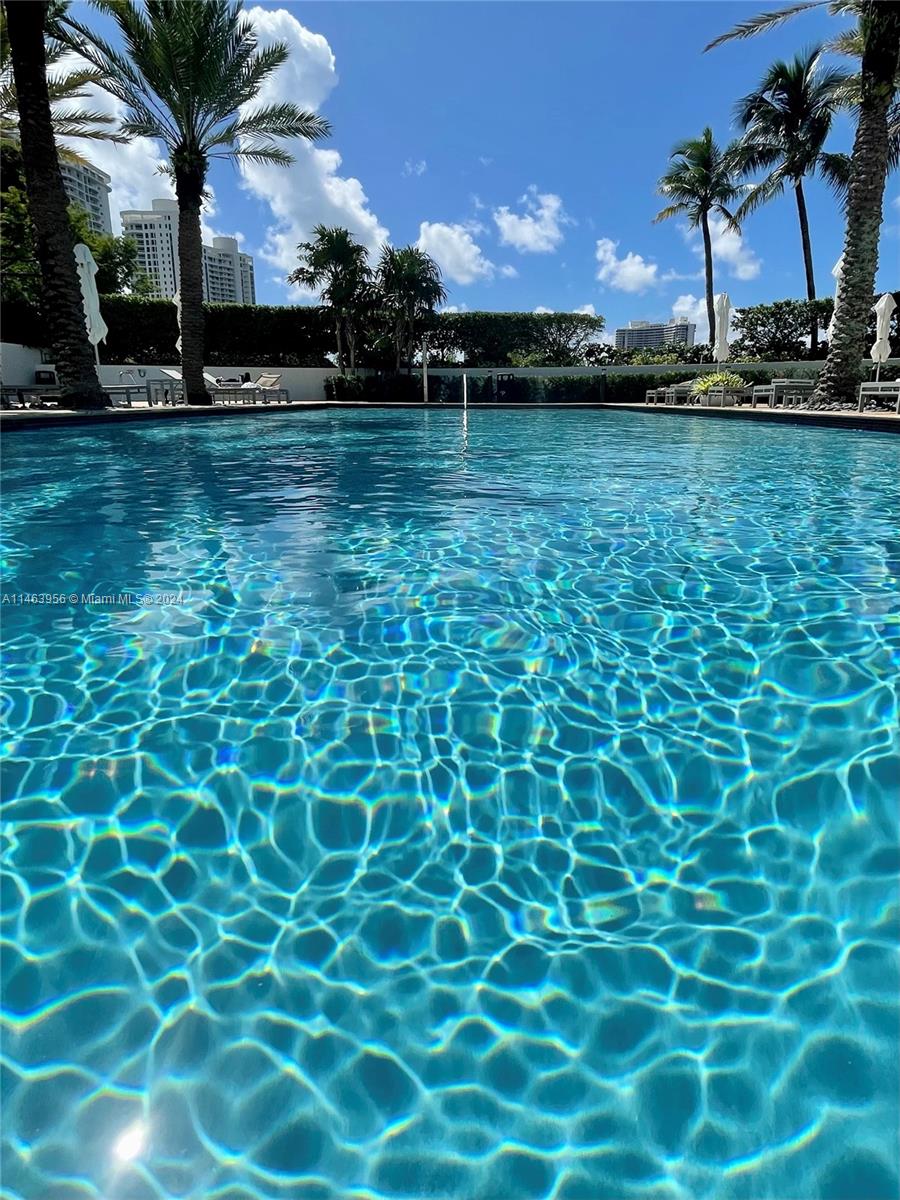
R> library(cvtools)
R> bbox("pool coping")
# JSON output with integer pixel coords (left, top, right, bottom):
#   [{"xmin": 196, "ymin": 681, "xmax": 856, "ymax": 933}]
[{"xmin": 1, "ymin": 398, "xmax": 898, "ymax": 433}]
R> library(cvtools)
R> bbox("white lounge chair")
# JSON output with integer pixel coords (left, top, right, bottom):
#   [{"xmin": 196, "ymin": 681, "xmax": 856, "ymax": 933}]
[{"xmin": 857, "ymin": 380, "xmax": 900, "ymax": 413}]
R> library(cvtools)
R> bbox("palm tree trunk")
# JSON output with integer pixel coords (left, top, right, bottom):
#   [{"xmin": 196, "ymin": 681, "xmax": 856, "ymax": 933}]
[
  {"xmin": 701, "ymin": 209, "xmax": 716, "ymax": 348},
  {"xmin": 174, "ymin": 164, "xmax": 210, "ymax": 405},
  {"xmin": 347, "ymin": 318, "xmax": 357, "ymax": 373},
  {"xmin": 794, "ymin": 179, "xmax": 818, "ymax": 355},
  {"xmin": 4, "ymin": 0, "xmax": 107, "ymax": 410},
  {"xmin": 335, "ymin": 315, "xmax": 345, "ymax": 374},
  {"xmin": 813, "ymin": 3, "xmax": 900, "ymax": 406},
  {"xmin": 395, "ymin": 318, "xmax": 403, "ymax": 372}
]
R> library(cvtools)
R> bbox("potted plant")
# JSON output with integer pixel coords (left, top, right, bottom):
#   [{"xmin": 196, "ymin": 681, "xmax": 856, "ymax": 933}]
[{"xmin": 691, "ymin": 371, "xmax": 747, "ymax": 407}]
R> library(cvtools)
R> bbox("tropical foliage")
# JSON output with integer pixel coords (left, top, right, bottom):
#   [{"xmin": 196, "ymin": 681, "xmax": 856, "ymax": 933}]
[
  {"xmin": 0, "ymin": 0, "xmax": 123, "ymax": 162},
  {"xmin": 3, "ymin": 0, "xmax": 106, "ymax": 407},
  {"xmin": 62, "ymin": 0, "xmax": 331, "ymax": 403},
  {"xmin": 1, "ymin": 142, "xmax": 151, "ymax": 304},
  {"xmin": 732, "ymin": 48, "xmax": 849, "ymax": 349},
  {"xmin": 707, "ymin": 0, "xmax": 900, "ymax": 404},
  {"xmin": 288, "ymin": 226, "xmax": 372, "ymax": 374},
  {"xmin": 376, "ymin": 245, "xmax": 447, "ymax": 371},
  {"xmin": 691, "ymin": 370, "xmax": 746, "ymax": 394},
  {"xmin": 654, "ymin": 128, "xmax": 744, "ymax": 348}
]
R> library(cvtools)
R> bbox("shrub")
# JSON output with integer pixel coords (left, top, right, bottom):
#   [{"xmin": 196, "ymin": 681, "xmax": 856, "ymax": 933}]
[
  {"xmin": 691, "ymin": 371, "xmax": 746, "ymax": 395},
  {"xmin": 325, "ymin": 374, "xmax": 424, "ymax": 403}
]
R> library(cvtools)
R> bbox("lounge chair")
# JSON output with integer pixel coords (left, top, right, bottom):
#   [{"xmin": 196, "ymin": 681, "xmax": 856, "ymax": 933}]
[
  {"xmin": 750, "ymin": 379, "xmax": 815, "ymax": 409},
  {"xmin": 645, "ymin": 387, "xmax": 661, "ymax": 405},
  {"xmin": 701, "ymin": 385, "xmax": 750, "ymax": 408},
  {"xmin": 857, "ymin": 380, "xmax": 900, "ymax": 413},
  {"xmin": 661, "ymin": 381, "xmax": 696, "ymax": 405}
]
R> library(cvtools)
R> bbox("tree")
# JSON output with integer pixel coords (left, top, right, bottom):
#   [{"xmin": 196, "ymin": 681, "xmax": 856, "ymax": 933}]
[
  {"xmin": 376, "ymin": 245, "xmax": 447, "ymax": 371},
  {"xmin": 64, "ymin": 0, "xmax": 330, "ymax": 404},
  {"xmin": 0, "ymin": 1, "xmax": 123, "ymax": 162},
  {"xmin": 733, "ymin": 48, "xmax": 849, "ymax": 352},
  {"xmin": 288, "ymin": 226, "xmax": 371, "ymax": 374},
  {"xmin": 654, "ymin": 128, "xmax": 743, "ymax": 347},
  {"xmin": 707, "ymin": 1, "xmax": 900, "ymax": 404},
  {"xmin": 507, "ymin": 312, "xmax": 606, "ymax": 367},
  {"xmin": 3, "ymin": 0, "xmax": 105, "ymax": 408}
]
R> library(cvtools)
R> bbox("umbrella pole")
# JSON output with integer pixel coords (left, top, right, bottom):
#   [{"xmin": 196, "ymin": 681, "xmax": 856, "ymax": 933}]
[{"xmin": 875, "ymin": 362, "xmax": 881, "ymax": 382}]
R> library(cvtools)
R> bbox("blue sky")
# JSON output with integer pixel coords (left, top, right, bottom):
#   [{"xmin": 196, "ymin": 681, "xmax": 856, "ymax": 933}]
[{"xmin": 79, "ymin": 1, "xmax": 899, "ymax": 338}]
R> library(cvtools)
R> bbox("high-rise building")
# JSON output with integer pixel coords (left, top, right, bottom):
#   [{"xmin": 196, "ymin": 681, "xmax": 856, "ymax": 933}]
[
  {"xmin": 204, "ymin": 236, "xmax": 256, "ymax": 305},
  {"xmin": 615, "ymin": 318, "xmax": 696, "ymax": 350},
  {"xmin": 120, "ymin": 199, "xmax": 180, "ymax": 298},
  {"xmin": 60, "ymin": 161, "xmax": 113, "ymax": 235},
  {"xmin": 119, "ymin": 199, "xmax": 256, "ymax": 303}
]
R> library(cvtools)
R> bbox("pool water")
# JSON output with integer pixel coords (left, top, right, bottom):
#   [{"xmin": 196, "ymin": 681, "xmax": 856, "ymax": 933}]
[{"xmin": 1, "ymin": 407, "xmax": 898, "ymax": 1200}]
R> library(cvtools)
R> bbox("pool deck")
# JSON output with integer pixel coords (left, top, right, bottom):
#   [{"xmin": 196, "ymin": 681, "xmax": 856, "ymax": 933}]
[{"xmin": 2, "ymin": 399, "xmax": 899, "ymax": 433}]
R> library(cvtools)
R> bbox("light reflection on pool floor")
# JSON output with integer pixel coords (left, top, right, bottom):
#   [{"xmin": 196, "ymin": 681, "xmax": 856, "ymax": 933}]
[{"xmin": 1, "ymin": 407, "xmax": 898, "ymax": 1200}]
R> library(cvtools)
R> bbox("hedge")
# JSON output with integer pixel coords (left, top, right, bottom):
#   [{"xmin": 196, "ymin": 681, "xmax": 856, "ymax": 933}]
[{"xmin": 4, "ymin": 296, "xmax": 336, "ymax": 366}]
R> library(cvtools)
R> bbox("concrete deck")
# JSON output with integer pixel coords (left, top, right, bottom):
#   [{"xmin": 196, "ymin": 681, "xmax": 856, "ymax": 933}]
[{"xmin": 2, "ymin": 399, "xmax": 898, "ymax": 433}]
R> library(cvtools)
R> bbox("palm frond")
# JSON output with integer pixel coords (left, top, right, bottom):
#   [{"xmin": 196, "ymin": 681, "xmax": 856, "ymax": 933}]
[{"xmin": 705, "ymin": 2, "xmax": 825, "ymax": 51}]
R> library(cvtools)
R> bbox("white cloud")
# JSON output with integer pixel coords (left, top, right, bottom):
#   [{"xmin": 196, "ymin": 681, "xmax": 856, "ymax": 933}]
[
  {"xmin": 499, "ymin": 264, "xmax": 519, "ymax": 278},
  {"xmin": 479, "ymin": 156, "xmax": 494, "ymax": 167},
  {"xmin": 573, "ymin": 303, "xmax": 596, "ymax": 315},
  {"xmin": 239, "ymin": 8, "xmax": 388, "ymax": 297},
  {"xmin": 595, "ymin": 238, "xmax": 659, "ymax": 293},
  {"xmin": 403, "ymin": 159, "xmax": 427, "ymax": 177},
  {"xmin": 493, "ymin": 186, "xmax": 570, "ymax": 254},
  {"xmin": 441, "ymin": 303, "xmax": 469, "ymax": 314},
  {"xmin": 533, "ymin": 306, "xmax": 554, "ymax": 314},
  {"xmin": 417, "ymin": 221, "xmax": 495, "ymax": 285},
  {"xmin": 682, "ymin": 216, "xmax": 761, "ymax": 281}
]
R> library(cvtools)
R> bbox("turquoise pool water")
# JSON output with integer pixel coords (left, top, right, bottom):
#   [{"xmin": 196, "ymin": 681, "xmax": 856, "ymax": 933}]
[{"xmin": 1, "ymin": 407, "xmax": 898, "ymax": 1200}]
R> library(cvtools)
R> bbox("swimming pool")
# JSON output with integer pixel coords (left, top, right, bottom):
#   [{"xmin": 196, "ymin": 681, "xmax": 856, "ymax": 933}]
[{"xmin": 2, "ymin": 407, "xmax": 898, "ymax": 1200}]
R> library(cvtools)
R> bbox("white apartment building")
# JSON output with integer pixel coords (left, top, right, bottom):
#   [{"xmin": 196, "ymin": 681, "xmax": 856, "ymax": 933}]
[
  {"xmin": 60, "ymin": 161, "xmax": 113, "ymax": 235},
  {"xmin": 119, "ymin": 199, "xmax": 256, "ymax": 303},
  {"xmin": 615, "ymin": 318, "xmax": 697, "ymax": 350}
]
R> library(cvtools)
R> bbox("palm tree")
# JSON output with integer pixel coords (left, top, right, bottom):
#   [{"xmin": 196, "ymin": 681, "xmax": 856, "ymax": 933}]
[
  {"xmin": 376, "ymin": 245, "xmax": 447, "ymax": 372},
  {"xmin": 733, "ymin": 49, "xmax": 849, "ymax": 352},
  {"xmin": 819, "ymin": 27, "xmax": 900, "ymax": 199},
  {"xmin": 654, "ymin": 128, "xmax": 743, "ymax": 347},
  {"xmin": 288, "ymin": 226, "xmax": 371, "ymax": 374},
  {"xmin": 707, "ymin": 1, "xmax": 900, "ymax": 404},
  {"xmin": 3, "ymin": 0, "xmax": 106, "ymax": 409},
  {"xmin": 64, "ymin": 0, "xmax": 330, "ymax": 405},
  {"xmin": 1, "ymin": 2, "xmax": 123, "ymax": 164}
]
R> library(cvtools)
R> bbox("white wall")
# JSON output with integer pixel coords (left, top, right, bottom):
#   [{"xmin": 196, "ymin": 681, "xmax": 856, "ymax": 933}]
[{"xmin": 0, "ymin": 343, "xmax": 44, "ymax": 384}]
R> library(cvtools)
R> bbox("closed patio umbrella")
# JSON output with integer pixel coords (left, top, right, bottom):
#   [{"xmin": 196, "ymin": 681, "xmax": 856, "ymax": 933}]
[
  {"xmin": 74, "ymin": 243, "xmax": 107, "ymax": 366},
  {"xmin": 173, "ymin": 289, "xmax": 182, "ymax": 355},
  {"xmin": 713, "ymin": 292, "xmax": 731, "ymax": 362},
  {"xmin": 870, "ymin": 293, "xmax": 896, "ymax": 381},
  {"xmin": 827, "ymin": 254, "xmax": 844, "ymax": 343}
]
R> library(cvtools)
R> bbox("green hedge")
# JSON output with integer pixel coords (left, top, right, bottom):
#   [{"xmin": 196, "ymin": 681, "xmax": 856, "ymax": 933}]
[{"xmin": 5, "ymin": 296, "xmax": 336, "ymax": 366}]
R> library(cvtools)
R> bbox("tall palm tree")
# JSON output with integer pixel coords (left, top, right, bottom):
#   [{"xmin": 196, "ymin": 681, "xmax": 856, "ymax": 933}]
[
  {"xmin": 733, "ymin": 49, "xmax": 849, "ymax": 352},
  {"xmin": 376, "ymin": 246, "xmax": 447, "ymax": 372},
  {"xmin": 1, "ymin": 2, "xmax": 123, "ymax": 164},
  {"xmin": 288, "ymin": 226, "xmax": 371, "ymax": 374},
  {"xmin": 64, "ymin": 0, "xmax": 330, "ymax": 405},
  {"xmin": 3, "ymin": 0, "xmax": 106, "ymax": 408},
  {"xmin": 654, "ymin": 128, "xmax": 743, "ymax": 347},
  {"xmin": 707, "ymin": 1, "xmax": 900, "ymax": 404}
]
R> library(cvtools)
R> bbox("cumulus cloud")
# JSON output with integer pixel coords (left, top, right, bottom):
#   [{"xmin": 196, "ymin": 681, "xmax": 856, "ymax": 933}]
[
  {"xmin": 403, "ymin": 159, "xmax": 427, "ymax": 177},
  {"xmin": 478, "ymin": 156, "xmax": 494, "ymax": 167},
  {"xmin": 573, "ymin": 303, "xmax": 596, "ymax": 315},
  {"xmin": 494, "ymin": 186, "xmax": 570, "ymax": 254},
  {"xmin": 417, "ymin": 221, "xmax": 495, "ymax": 285},
  {"xmin": 682, "ymin": 216, "xmax": 761, "ymax": 281},
  {"xmin": 499, "ymin": 264, "xmax": 519, "ymax": 278},
  {"xmin": 595, "ymin": 238, "xmax": 659, "ymax": 293},
  {"xmin": 533, "ymin": 306, "xmax": 554, "ymax": 314},
  {"xmin": 239, "ymin": 7, "xmax": 388, "ymax": 296},
  {"xmin": 441, "ymin": 303, "xmax": 469, "ymax": 314}
]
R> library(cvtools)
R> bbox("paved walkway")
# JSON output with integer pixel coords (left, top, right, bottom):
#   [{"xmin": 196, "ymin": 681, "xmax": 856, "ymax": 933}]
[{"xmin": 2, "ymin": 399, "xmax": 898, "ymax": 433}]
